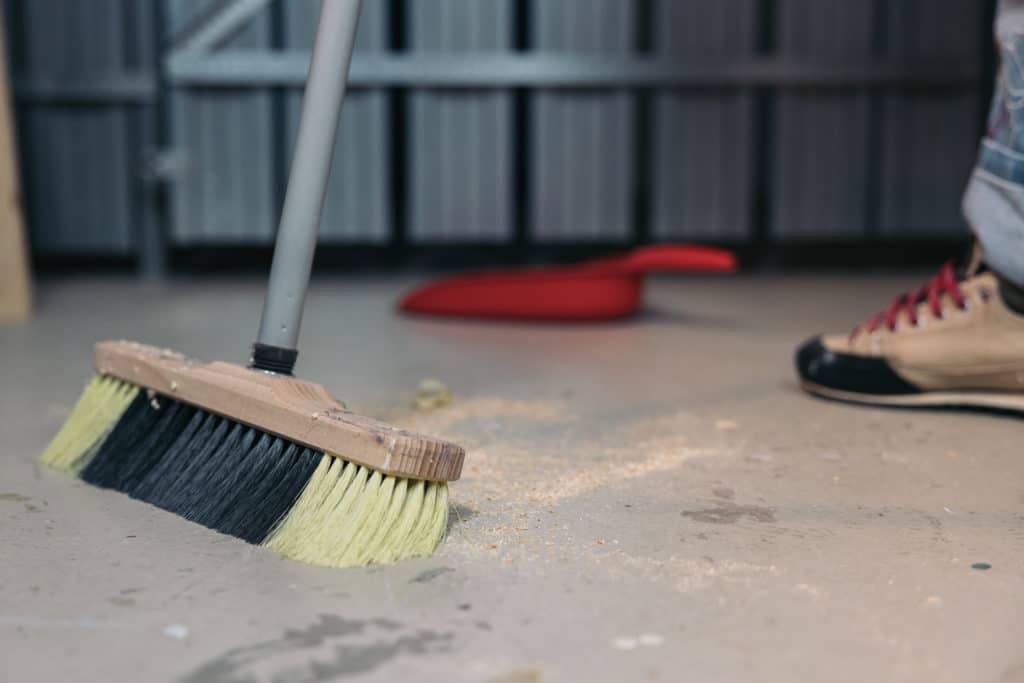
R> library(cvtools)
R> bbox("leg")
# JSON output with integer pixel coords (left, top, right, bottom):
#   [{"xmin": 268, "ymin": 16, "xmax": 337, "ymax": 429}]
[
  {"xmin": 963, "ymin": 0, "xmax": 1024, "ymax": 287},
  {"xmin": 793, "ymin": 5, "xmax": 1024, "ymax": 415}
]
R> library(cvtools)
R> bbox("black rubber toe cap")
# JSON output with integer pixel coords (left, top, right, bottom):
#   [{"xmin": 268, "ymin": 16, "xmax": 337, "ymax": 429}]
[{"xmin": 795, "ymin": 336, "xmax": 921, "ymax": 396}]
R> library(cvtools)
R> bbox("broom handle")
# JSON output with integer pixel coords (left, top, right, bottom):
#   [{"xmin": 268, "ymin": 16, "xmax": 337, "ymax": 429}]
[{"xmin": 252, "ymin": 0, "xmax": 363, "ymax": 374}]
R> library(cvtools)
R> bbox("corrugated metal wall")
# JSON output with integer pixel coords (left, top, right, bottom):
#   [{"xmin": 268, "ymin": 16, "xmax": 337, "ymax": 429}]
[
  {"xmin": 408, "ymin": 0, "xmax": 513, "ymax": 243},
  {"xmin": 5, "ymin": 0, "xmax": 987, "ymax": 269},
  {"xmin": 652, "ymin": 0, "xmax": 758, "ymax": 242},
  {"xmin": 531, "ymin": 0, "xmax": 634, "ymax": 242},
  {"xmin": 6, "ymin": 0, "xmax": 155, "ymax": 254}
]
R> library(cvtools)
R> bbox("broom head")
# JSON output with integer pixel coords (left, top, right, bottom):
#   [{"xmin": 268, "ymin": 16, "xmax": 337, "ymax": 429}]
[{"xmin": 40, "ymin": 341, "xmax": 465, "ymax": 568}]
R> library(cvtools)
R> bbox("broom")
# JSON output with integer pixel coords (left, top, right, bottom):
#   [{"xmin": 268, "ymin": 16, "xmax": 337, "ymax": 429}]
[{"xmin": 39, "ymin": 0, "xmax": 465, "ymax": 569}]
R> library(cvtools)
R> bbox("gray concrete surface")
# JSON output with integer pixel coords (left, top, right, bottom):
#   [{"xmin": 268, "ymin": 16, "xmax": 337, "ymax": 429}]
[{"xmin": 2, "ymin": 274, "xmax": 1022, "ymax": 683}]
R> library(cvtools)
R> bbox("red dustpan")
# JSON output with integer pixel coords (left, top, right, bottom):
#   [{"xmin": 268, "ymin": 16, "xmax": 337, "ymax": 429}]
[{"xmin": 399, "ymin": 245, "xmax": 738, "ymax": 321}]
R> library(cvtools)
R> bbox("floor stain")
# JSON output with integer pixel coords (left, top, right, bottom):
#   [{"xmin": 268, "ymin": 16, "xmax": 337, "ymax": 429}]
[
  {"xmin": 712, "ymin": 487, "xmax": 735, "ymax": 501},
  {"xmin": 0, "ymin": 493, "xmax": 30, "ymax": 503},
  {"xmin": 180, "ymin": 615, "xmax": 452, "ymax": 683},
  {"xmin": 410, "ymin": 567, "xmax": 454, "ymax": 584},
  {"xmin": 447, "ymin": 504, "xmax": 481, "ymax": 534},
  {"xmin": 108, "ymin": 596, "xmax": 135, "ymax": 608},
  {"xmin": 681, "ymin": 502, "xmax": 776, "ymax": 524},
  {"xmin": 1002, "ymin": 661, "xmax": 1024, "ymax": 683}
]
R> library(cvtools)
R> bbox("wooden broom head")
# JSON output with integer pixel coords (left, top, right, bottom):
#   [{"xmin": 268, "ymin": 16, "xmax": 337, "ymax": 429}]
[{"xmin": 93, "ymin": 341, "xmax": 465, "ymax": 482}]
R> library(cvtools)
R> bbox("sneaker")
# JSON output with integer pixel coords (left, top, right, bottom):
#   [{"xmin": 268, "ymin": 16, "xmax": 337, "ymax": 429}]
[{"xmin": 795, "ymin": 251, "xmax": 1024, "ymax": 414}]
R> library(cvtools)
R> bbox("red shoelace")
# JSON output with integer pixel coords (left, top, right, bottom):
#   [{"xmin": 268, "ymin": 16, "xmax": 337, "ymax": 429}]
[{"xmin": 852, "ymin": 261, "xmax": 967, "ymax": 338}]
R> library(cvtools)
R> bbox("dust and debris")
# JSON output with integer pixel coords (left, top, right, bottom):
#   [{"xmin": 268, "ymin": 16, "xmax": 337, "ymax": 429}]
[
  {"xmin": 925, "ymin": 596, "xmax": 943, "ymax": 607},
  {"xmin": 404, "ymin": 401, "xmax": 722, "ymax": 557},
  {"xmin": 612, "ymin": 637, "xmax": 638, "ymax": 650},
  {"xmin": 612, "ymin": 633, "xmax": 664, "ymax": 650},
  {"xmin": 162, "ymin": 623, "xmax": 189, "ymax": 640},
  {"xmin": 489, "ymin": 668, "xmax": 543, "ymax": 683},
  {"xmin": 794, "ymin": 583, "xmax": 824, "ymax": 598},
  {"xmin": 397, "ymin": 396, "xmax": 569, "ymax": 435},
  {"xmin": 414, "ymin": 378, "xmax": 453, "ymax": 411},
  {"xmin": 597, "ymin": 552, "xmax": 780, "ymax": 595},
  {"xmin": 972, "ymin": 563, "xmax": 992, "ymax": 571},
  {"xmin": 638, "ymin": 633, "xmax": 664, "ymax": 646},
  {"xmin": 715, "ymin": 419, "xmax": 739, "ymax": 431},
  {"xmin": 109, "ymin": 596, "xmax": 135, "ymax": 608}
]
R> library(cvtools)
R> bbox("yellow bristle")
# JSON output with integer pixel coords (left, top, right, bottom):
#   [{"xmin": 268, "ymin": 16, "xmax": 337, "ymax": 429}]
[
  {"xmin": 263, "ymin": 454, "xmax": 449, "ymax": 569},
  {"xmin": 40, "ymin": 375, "xmax": 139, "ymax": 474}
]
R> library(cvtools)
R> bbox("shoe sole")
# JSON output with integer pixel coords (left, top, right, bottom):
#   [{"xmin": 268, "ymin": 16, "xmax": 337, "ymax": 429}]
[{"xmin": 800, "ymin": 381, "xmax": 1024, "ymax": 415}]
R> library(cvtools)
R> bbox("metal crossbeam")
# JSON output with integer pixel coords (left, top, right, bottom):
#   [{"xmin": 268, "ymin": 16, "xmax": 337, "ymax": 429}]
[
  {"xmin": 14, "ymin": 75, "xmax": 156, "ymax": 104},
  {"xmin": 166, "ymin": 52, "xmax": 979, "ymax": 89}
]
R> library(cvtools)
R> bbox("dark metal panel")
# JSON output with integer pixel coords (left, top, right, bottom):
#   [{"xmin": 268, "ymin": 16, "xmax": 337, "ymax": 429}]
[
  {"xmin": 167, "ymin": 0, "xmax": 276, "ymax": 244},
  {"xmin": 282, "ymin": 0, "xmax": 390, "ymax": 243},
  {"xmin": 407, "ymin": 0, "xmax": 514, "ymax": 243},
  {"xmin": 530, "ymin": 0, "xmax": 634, "ymax": 242},
  {"xmin": 652, "ymin": 0, "xmax": 757, "ymax": 241},
  {"xmin": 14, "ymin": 0, "xmax": 143, "ymax": 253},
  {"xmin": 879, "ymin": 0, "xmax": 980, "ymax": 238},
  {"xmin": 772, "ymin": 0, "xmax": 874, "ymax": 240}
]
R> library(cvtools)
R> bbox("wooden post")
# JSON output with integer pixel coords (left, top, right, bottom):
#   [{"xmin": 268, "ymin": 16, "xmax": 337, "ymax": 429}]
[{"xmin": 0, "ymin": 10, "xmax": 32, "ymax": 322}]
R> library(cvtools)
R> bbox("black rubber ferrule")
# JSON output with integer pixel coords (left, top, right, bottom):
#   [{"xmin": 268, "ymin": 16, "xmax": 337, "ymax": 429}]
[{"xmin": 249, "ymin": 343, "xmax": 298, "ymax": 376}]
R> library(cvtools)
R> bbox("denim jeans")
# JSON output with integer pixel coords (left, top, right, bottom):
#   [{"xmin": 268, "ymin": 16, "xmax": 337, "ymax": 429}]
[{"xmin": 964, "ymin": 0, "xmax": 1024, "ymax": 286}]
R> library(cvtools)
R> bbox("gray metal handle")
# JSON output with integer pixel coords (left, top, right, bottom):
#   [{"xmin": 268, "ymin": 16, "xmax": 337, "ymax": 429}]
[{"xmin": 255, "ymin": 0, "xmax": 362, "ymax": 353}]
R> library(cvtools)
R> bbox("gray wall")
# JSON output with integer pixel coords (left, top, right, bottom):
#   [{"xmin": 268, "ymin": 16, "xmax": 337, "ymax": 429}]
[{"xmin": 4, "ymin": 0, "xmax": 986, "ymax": 270}]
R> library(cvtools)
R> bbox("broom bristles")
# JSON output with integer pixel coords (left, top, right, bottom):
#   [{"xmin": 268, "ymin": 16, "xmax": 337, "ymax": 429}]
[
  {"xmin": 40, "ymin": 374, "xmax": 449, "ymax": 569},
  {"xmin": 41, "ymin": 376, "xmax": 139, "ymax": 474}
]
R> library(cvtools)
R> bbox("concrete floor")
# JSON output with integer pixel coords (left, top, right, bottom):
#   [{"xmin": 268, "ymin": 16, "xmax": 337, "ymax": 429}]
[{"xmin": 2, "ymin": 273, "xmax": 1023, "ymax": 682}]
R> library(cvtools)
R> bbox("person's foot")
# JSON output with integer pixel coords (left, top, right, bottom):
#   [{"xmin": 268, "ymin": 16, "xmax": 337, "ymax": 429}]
[{"xmin": 795, "ymin": 248, "xmax": 1024, "ymax": 414}]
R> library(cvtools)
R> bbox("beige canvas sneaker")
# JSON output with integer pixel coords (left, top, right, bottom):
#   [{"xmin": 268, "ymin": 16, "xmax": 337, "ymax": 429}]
[{"xmin": 795, "ymin": 254, "xmax": 1024, "ymax": 413}]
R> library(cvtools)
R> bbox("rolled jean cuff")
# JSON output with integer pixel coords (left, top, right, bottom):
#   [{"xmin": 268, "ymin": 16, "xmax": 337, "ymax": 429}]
[{"xmin": 963, "ymin": 161, "xmax": 1024, "ymax": 287}]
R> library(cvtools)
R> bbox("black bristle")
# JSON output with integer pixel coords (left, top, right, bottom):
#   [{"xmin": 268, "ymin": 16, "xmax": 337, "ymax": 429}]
[
  {"xmin": 84, "ymin": 392, "xmax": 322, "ymax": 544},
  {"xmin": 215, "ymin": 441, "xmax": 321, "ymax": 543},
  {"xmin": 140, "ymin": 412, "xmax": 233, "ymax": 507},
  {"xmin": 82, "ymin": 394, "xmax": 197, "ymax": 491}
]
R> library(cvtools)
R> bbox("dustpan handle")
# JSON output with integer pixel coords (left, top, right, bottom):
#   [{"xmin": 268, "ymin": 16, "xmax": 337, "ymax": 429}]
[
  {"xmin": 252, "ymin": 0, "xmax": 363, "ymax": 374},
  {"xmin": 617, "ymin": 245, "xmax": 738, "ymax": 274}
]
